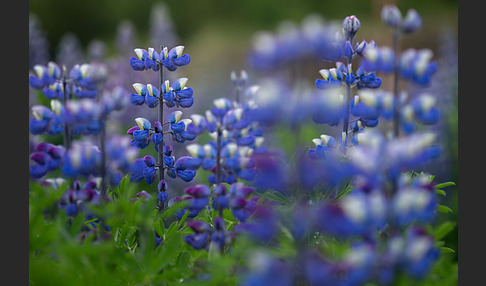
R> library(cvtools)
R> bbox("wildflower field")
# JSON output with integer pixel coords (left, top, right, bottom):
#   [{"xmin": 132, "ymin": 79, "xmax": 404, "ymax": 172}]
[{"xmin": 28, "ymin": 0, "xmax": 459, "ymax": 285}]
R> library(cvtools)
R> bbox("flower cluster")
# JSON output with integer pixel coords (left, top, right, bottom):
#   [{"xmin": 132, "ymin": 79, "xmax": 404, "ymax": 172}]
[
  {"xmin": 184, "ymin": 89, "xmax": 265, "ymax": 185},
  {"xmin": 248, "ymin": 14, "xmax": 344, "ymax": 70},
  {"xmin": 129, "ymin": 46, "xmax": 190, "ymax": 72},
  {"xmin": 127, "ymin": 44, "xmax": 197, "ymax": 210},
  {"xmin": 29, "ymin": 62, "xmax": 102, "ymax": 100},
  {"xmin": 183, "ymin": 182, "xmax": 259, "ymax": 251}
]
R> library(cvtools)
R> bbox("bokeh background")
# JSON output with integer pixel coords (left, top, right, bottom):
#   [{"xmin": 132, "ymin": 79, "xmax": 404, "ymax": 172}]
[{"xmin": 29, "ymin": 0, "xmax": 458, "ymax": 260}]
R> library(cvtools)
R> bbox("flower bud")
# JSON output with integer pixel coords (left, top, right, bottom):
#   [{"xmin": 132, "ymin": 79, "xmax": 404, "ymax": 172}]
[
  {"xmin": 381, "ymin": 5, "xmax": 402, "ymax": 28},
  {"xmin": 342, "ymin": 15, "xmax": 360, "ymax": 38},
  {"xmin": 402, "ymin": 9, "xmax": 422, "ymax": 34}
]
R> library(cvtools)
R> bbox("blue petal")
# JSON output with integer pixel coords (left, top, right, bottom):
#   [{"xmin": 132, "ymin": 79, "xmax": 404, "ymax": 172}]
[
  {"xmin": 133, "ymin": 129, "xmax": 149, "ymax": 140},
  {"xmin": 143, "ymin": 167, "xmax": 156, "ymax": 185},
  {"xmin": 175, "ymin": 87, "xmax": 193, "ymax": 98},
  {"xmin": 236, "ymin": 135, "xmax": 255, "ymax": 146},
  {"xmin": 173, "ymin": 54, "xmax": 191, "ymax": 66},
  {"xmin": 170, "ymin": 122, "xmax": 186, "ymax": 133},
  {"xmin": 162, "ymin": 58, "xmax": 177, "ymax": 71},
  {"xmin": 238, "ymin": 169, "xmax": 256, "ymax": 181},
  {"xmin": 163, "ymin": 90, "xmax": 175, "ymax": 102},
  {"xmin": 177, "ymin": 96, "xmax": 194, "ymax": 108},
  {"xmin": 130, "ymin": 93, "xmax": 146, "ymax": 106},
  {"xmin": 144, "ymin": 58, "xmax": 157, "ymax": 70},
  {"xmin": 202, "ymin": 158, "xmax": 216, "ymax": 170},
  {"xmin": 164, "ymin": 156, "xmax": 175, "ymax": 168},
  {"xmin": 145, "ymin": 95, "xmax": 159, "ymax": 108},
  {"xmin": 29, "ymin": 75, "xmax": 45, "ymax": 89},
  {"xmin": 129, "ymin": 57, "xmax": 146, "ymax": 71},
  {"xmin": 177, "ymin": 170, "xmax": 196, "ymax": 182},
  {"xmin": 152, "ymin": 133, "xmax": 162, "ymax": 148},
  {"xmin": 29, "ymin": 119, "xmax": 49, "ymax": 134},
  {"xmin": 180, "ymin": 131, "xmax": 197, "ymax": 141}
]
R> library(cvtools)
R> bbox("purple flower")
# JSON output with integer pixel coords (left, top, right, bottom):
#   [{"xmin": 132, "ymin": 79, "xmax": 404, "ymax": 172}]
[{"xmin": 29, "ymin": 143, "xmax": 65, "ymax": 179}]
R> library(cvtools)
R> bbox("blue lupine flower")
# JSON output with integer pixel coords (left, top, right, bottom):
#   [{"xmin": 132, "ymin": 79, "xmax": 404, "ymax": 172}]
[
  {"xmin": 362, "ymin": 46, "xmax": 396, "ymax": 73},
  {"xmin": 385, "ymin": 132, "xmax": 441, "ymax": 179},
  {"xmin": 29, "ymin": 62, "xmax": 61, "ymax": 89},
  {"xmin": 350, "ymin": 91, "xmax": 383, "ymax": 121},
  {"xmin": 391, "ymin": 174, "xmax": 437, "ymax": 226},
  {"xmin": 100, "ymin": 86, "xmax": 130, "ymax": 115},
  {"xmin": 69, "ymin": 63, "xmax": 97, "ymax": 90},
  {"xmin": 127, "ymin": 117, "xmax": 152, "ymax": 149},
  {"xmin": 168, "ymin": 112, "xmax": 194, "ymax": 143},
  {"xmin": 410, "ymin": 94, "xmax": 440, "ymax": 125},
  {"xmin": 57, "ymin": 179, "xmax": 105, "ymax": 218},
  {"xmin": 401, "ymin": 228, "xmax": 440, "ymax": 278},
  {"xmin": 356, "ymin": 66, "xmax": 382, "ymax": 89},
  {"xmin": 142, "ymin": 155, "xmax": 157, "ymax": 185},
  {"xmin": 228, "ymin": 183, "xmax": 257, "ymax": 222},
  {"xmin": 161, "ymin": 78, "xmax": 195, "ymax": 108},
  {"xmin": 315, "ymin": 68, "xmax": 343, "ymax": 89},
  {"xmin": 185, "ymin": 114, "xmax": 207, "ymax": 136},
  {"xmin": 129, "ymin": 158, "xmax": 147, "ymax": 183},
  {"xmin": 186, "ymin": 143, "xmax": 216, "ymax": 172},
  {"xmin": 399, "ymin": 48, "xmax": 437, "ymax": 85},
  {"xmin": 129, "ymin": 47, "xmax": 161, "ymax": 71},
  {"xmin": 234, "ymin": 205, "xmax": 279, "ymax": 243},
  {"xmin": 29, "ymin": 143, "xmax": 65, "ymax": 179},
  {"xmin": 211, "ymin": 98, "xmax": 233, "ymax": 118},
  {"xmin": 162, "ymin": 46, "xmax": 191, "ymax": 71},
  {"xmin": 42, "ymin": 82, "xmax": 64, "ymax": 100},
  {"xmin": 307, "ymin": 134, "xmax": 337, "ymax": 159},
  {"xmin": 62, "ymin": 99, "xmax": 101, "ymax": 127},
  {"xmin": 29, "ymin": 103, "xmax": 64, "ymax": 135},
  {"xmin": 171, "ymin": 77, "xmax": 194, "ymax": 108},
  {"xmin": 165, "ymin": 156, "xmax": 197, "ymax": 182},
  {"xmin": 184, "ymin": 184, "xmax": 211, "ymax": 212},
  {"xmin": 310, "ymin": 87, "xmax": 345, "ymax": 125},
  {"xmin": 212, "ymin": 184, "xmax": 230, "ymax": 211},
  {"xmin": 185, "ymin": 220, "xmax": 212, "ymax": 250},
  {"xmin": 61, "ymin": 141, "xmax": 101, "ymax": 178},
  {"xmin": 340, "ymin": 243, "xmax": 377, "ymax": 286},
  {"xmin": 129, "ymin": 155, "xmax": 157, "ymax": 184}
]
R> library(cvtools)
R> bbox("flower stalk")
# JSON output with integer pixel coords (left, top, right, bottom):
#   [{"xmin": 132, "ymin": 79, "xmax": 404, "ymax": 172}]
[{"xmin": 157, "ymin": 57, "xmax": 166, "ymax": 211}]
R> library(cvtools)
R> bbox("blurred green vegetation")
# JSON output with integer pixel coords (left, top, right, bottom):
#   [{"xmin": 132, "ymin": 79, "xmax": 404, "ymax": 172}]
[{"xmin": 30, "ymin": 0, "xmax": 457, "ymax": 57}]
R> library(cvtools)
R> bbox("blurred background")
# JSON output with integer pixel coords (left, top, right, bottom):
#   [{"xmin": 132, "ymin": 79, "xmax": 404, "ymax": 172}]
[{"xmin": 29, "ymin": 0, "xmax": 458, "ymax": 258}]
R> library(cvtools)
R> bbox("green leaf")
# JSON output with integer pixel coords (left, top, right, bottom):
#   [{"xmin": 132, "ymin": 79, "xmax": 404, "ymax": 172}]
[
  {"xmin": 151, "ymin": 231, "xmax": 183, "ymax": 273},
  {"xmin": 257, "ymin": 190, "xmax": 289, "ymax": 205},
  {"xmin": 434, "ymin": 182, "xmax": 456, "ymax": 189},
  {"xmin": 441, "ymin": 247, "xmax": 456, "ymax": 254},
  {"xmin": 436, "ymin": 189, "xmax": 447, "ymax": 197},
  {"xmin": 154, "ymin": 219, "xmax": 165, "ymax": 237},
  {"xmin": 438, "ymin": 205, "xmax": 453, "ymax": 214},
  {"xmin": 434, "ymin": 221, "xmax": 456, "ymax": 240},
  {"xmin": 177, "ymin": 210, "xmax": 190, "ymax": 228}
]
